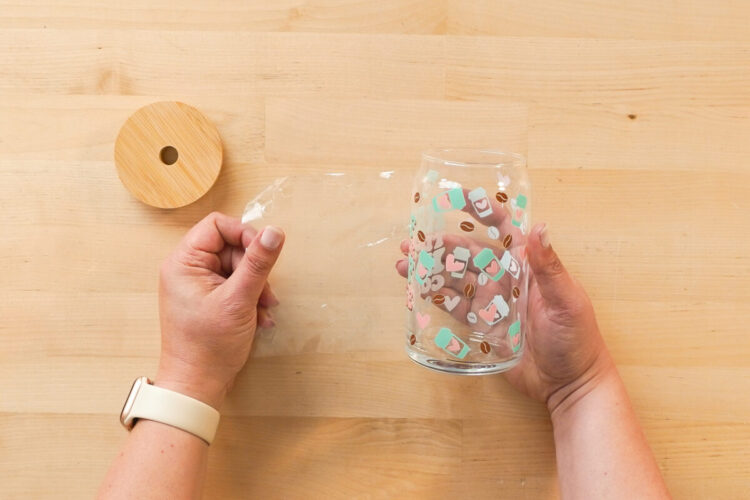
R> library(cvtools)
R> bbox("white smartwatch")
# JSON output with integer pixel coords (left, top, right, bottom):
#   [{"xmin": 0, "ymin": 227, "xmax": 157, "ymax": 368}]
[{"xmin": 120, "ymin": 377, "xmax": 220, "ymax": 445}]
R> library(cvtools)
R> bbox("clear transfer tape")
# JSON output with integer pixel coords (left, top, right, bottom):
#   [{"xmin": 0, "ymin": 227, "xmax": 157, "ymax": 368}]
[{"xmin": 242, "ymin": 171, "xmax": 408, "ymax": 358}]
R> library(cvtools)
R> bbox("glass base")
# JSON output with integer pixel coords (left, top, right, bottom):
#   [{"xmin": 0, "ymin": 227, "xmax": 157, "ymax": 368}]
[{"xmin": 406, "ymin": 346, "xmax": 522, "ymax": 375}]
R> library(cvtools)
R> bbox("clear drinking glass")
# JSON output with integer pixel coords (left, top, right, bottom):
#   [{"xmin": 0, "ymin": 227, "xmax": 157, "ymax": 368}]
[{"xmin": 405, "ymin": 150, "xmax": 530, "ymax": 375}]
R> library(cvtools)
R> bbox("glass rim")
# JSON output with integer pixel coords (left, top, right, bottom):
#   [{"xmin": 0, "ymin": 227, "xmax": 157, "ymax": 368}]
[{"xmin": 421, "ymin": 149, "xmax": 526, "ymax": 168}]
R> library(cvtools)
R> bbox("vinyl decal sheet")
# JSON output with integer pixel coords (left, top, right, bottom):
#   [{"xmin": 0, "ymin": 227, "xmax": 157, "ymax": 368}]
[{"xmin": 242, "ymin": 171, "xmax": 407, "ymax": 357}]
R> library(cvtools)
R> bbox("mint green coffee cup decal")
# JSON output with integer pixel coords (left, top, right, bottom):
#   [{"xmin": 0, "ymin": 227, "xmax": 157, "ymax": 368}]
[
  {"xmin": 508, "ymin": 320, "xmax": 522, "ymax": 353},
  {"xmin": 473, "ymin": 248, "xmax": 505, "ymax": 281},
  {"xmin": 432, "ymin": 188, "xmax": 466, "ymax": 213},
  {"xmin": 434, "ymin": 327, "xmax": 470, "ymax": 359}
]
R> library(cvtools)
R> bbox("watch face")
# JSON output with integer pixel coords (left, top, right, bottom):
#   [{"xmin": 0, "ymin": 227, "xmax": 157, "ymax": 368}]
[{"xmin": 120, "ymin": 376, "xmax": 148, "ymax": 429}]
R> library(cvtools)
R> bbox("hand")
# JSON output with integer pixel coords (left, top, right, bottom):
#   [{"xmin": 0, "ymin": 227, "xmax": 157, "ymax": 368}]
[
  {"xmin": 155, "ymin": 212, "xmax": 285, "ymax": 409},
  {"xmin": 397, "ymin": 201, "xmax": 612, "ymax": 413},
  {"xmin": 501, "ymin": 223, "xmax": 613, "ymax": 413}
]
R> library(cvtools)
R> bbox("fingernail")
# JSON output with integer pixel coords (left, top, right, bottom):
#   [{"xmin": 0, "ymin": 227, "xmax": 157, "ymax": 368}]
[
  {"xmin": 539, "ymin": 224, "xmax": 551, "ymax": 249},
  {"xmin": 259, "ymin": 226, "xmax": 283, "ymax": 250},
  {"xmin": 268, "ymin": 290, "xmax": 280, "ymax": 307}
]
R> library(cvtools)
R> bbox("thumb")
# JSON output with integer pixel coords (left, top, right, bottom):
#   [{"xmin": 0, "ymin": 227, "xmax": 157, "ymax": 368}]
[
  {"xmin": 226, "ymin": 226, "xmax": 285, "ymax": 302},
  {"xmin": 527, "ymin": 223, "xmax": 577, "ymax": 311}
]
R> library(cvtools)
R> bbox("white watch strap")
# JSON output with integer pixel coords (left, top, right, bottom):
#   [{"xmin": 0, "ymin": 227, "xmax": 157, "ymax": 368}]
[{"xmin": 128, "ymin": 382, "xmax": 220, "ymax": 444}]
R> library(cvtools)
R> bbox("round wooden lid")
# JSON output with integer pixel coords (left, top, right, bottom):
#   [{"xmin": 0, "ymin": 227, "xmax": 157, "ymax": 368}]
[{"xmin": 114, "ymin": 101, "xmax": 223, "ymax": 209}]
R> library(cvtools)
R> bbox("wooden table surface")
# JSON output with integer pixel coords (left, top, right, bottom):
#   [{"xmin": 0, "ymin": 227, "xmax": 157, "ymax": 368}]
[{"xmin": 2, "ymin": 1, "xmax": 750, "ymax": 498}]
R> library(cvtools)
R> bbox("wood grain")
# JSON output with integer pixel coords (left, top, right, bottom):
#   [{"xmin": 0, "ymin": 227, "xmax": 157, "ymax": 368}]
[
  {"xmin": 265, "ymin": 99, "xmax": 528, "ymax": 165},
  {"xmin": 0, "ymin": 0, "xmax": 448, "ymax": 33},
  {"xmin": 445, "ymin": 37, "xmax": 750, "ymax": 105},
  {"xmin": 1, "ymin": 1, "xmax": 749, "ymax": 498},
  {"xmin": 114, "ymin": 101, "xmax": 223, "ymax": 208},
  {"xmin": 0, "ymin": 30, "xmax": 445, "ymax": 98},
  {"xmin": 446, "ymin": 0, "xmax": 750, "ymax": 41}
]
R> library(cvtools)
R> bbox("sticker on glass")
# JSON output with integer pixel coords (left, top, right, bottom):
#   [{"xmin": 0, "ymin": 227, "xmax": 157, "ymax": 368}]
[
  {"xmin": 421, "ymin": 273, "xmax": 445, "ymax": 295},
  {"xmin": 443, "ymin": 295, "xmax": 460, "ymax": 312},
  {"xmin": 415, "ymin": 250, "xmax": 434, "ymax": 286},
  {"xmin": 435, "ymin": 327, "xmax": 470, "ymax": 359},
  {"xmin": 500, "ymin": 250, "xmax": 521, "ymax": 279},
  {"xmin": 416, "ymin": 312, "xmax": 431, "ymax": 330},
  {"xmin": 446, "ymin": 246, "xmax": 470, "ymax": 278},
  {"xmin": 508, "ymin": 320, "xmax": 522, "ymax": 353},
  {"xmin": 473, "ymin": 248, "xmax": 505, "ymax": 281},
  {"xmin": 478, "ymin": 295, "xmax": 510, "ymax": 326},
  {"xmin": 468, "ymin": 187, "xmax": 493, "ymax": 218},
  {"xmin": 424, "ymin": 234, "xmax": 445, "ymax": 274},
  {"xmin": 511, "ymin": 194, "xmax": 528, "ymax": 232},
  {"xmin": 432, "ymin": 188, "xmax": 466, "ymax": 213}
]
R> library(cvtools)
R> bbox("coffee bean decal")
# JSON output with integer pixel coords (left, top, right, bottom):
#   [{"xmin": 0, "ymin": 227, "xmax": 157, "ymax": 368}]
[
  {"xmin": 480, "ymin": 341, "xmax": 491, "ymax": 354},
  {"xmin": 409, "ymin": 334, "xmax": 417, "ymax": 345},
  {"xmin": 496, "ymin": 192, "xmax": 508, "ymax": 203},
  {"xmin": 417, "ymin": 230, "xmax": 425, "ymax": 242},
  {"xmin": 502, "ymin": 234, "xmax": 512, "ymax": 248},
  {"xmin": 459, "ymin": 221, "xmax": 474, "ymax": 232},
  {"xmin": 464, "ymin": 283, "xmax": 475, "ymax": 298},
  {"xmin": 433, "ymin": 294, "xmax": 445, "ymax": 305},
  {"xmin": 512, "ymin": 286, "xmax": 520, "ymax": 299},
  {"xmin": 414, "ymin": 192, "xmax": 420, "ymax": 203}
]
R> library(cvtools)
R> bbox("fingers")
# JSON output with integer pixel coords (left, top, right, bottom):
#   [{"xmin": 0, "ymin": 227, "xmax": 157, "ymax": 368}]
[
  {"xmin": 257, "ymin": 307, "xmax": 275, "ymax": 329},
  {"xmin": 527, "ymin": 223, "xmax": 577, "ymax": 311},
  {"xmin": 225, "ymin": 226, "xmax": 285, "ymax": 303},
  {"xmin": 218, "ymin": 245, "xmax": 245, "ymax": 276},
  {"xmin": 259, "ymin": 281, "xmax": 280, "ymax": 308},
  {"xmin": 400, "ymin": 239, "xmax": 409, "ymax": 255},
  {"xmin": 396, "ymin": 258, "xmax": 408, "ymax": 277},
  {"xmin": 221, "ymin": 243, "xmax": 280, "ymax": 307},
  {"xmin": 183, "ymin": 212, "xmax": 247, "ymax": 255}
]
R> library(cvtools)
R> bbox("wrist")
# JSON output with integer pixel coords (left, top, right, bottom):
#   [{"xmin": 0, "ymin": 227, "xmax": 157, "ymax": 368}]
[
  {"xmin": 155, "ymin": 357, "xmax": 228, "ymax": 410},
  {"xmin": 546, "ymin": 353, "xmax": 619, "ymax": 423}
]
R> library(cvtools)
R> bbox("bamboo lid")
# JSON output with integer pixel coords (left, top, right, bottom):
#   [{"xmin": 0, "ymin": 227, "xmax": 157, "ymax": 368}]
[{"xmin": 114, "ymin": 101, "xmax": 223, "ymax": 209}]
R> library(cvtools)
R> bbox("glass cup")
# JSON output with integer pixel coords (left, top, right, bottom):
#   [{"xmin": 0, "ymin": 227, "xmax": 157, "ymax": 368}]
[{"xmin": 405, "ymin": 150, "xmax": 530, "ymax": 375}]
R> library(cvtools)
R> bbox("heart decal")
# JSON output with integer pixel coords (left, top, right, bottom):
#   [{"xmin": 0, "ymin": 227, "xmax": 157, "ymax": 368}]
[
  {"xmin": 443, "ymin": 295, "xmax": 460, "ymax": 312},
  {"xmin": 446, "ymin": 337, "xmax": 461, "ymax": 354},
  {"xmin": 478, "ymin": 304, "xmax": 497, "ymax": 323},
  {"xmin": 437, "ymin": 195, "xmax": 451, "ymax": 209},
  {"xmin": 416, "ymin": 312, "xmax": 431, "ymax": 329},
  {"xmin": 445, "ymin": 254, "xmax": 464, "ymax": 272},
  {"xmin": 484, "ymin": 260, "xmax": 500, "ymax": 276}
]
